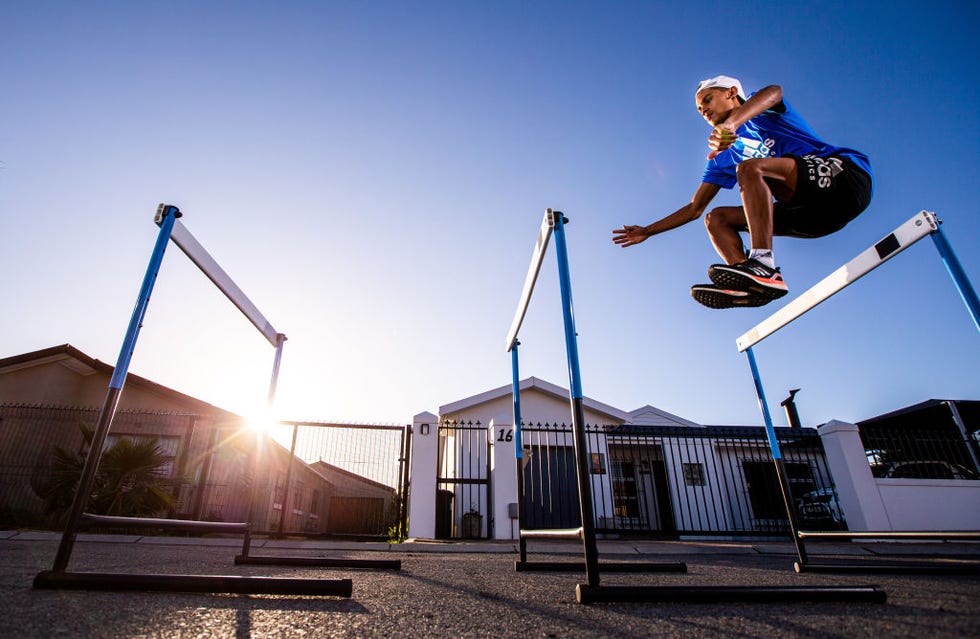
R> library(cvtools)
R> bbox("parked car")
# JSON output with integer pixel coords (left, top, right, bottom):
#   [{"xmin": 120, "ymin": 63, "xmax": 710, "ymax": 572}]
[
  {"xmin": 878, "ymin": 460, "xmax": 978, "ymax": 480},
  {"xmin": 796, "ymin": 488, "xmax": 846, "ymax": 530}
]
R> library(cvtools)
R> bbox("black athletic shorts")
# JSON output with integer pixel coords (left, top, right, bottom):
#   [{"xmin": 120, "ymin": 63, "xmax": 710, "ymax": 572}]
[{"xmin": 768, "ymin": 154, "xmax": 873, "ymax": 238}]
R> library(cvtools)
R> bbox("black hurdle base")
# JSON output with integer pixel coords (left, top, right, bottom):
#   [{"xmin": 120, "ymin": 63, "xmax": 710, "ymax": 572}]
[
  {"xmin": 33, "ymin": 571, "xmax": 353, "ymax": 597},
  {"xmin": 795, "ymin": 560, "xmax": 980, "ymax": 575},
  {"xmin": 235, "ymin": 555, "xmax": 401, "ymax": 570},
  {"xmin": 575, "ymin": 583, "xmax": 887, "ymax": 605},
  {"xmin": 516, "ymin": 560, "xmax": 686, "ymax": 573}
]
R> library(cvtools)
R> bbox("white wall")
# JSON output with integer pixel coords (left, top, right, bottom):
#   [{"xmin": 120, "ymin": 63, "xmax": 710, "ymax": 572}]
[
  {"xmin": 407, "ymin": 411, "xmax": 438, "ymax": 539},
  {"xmin": 876, "ymin": 480, "xmax": 980, "ymax": 530},
  {"xmin": 819, "ymin": 420, "xmax": 980, "ymax": 532}
]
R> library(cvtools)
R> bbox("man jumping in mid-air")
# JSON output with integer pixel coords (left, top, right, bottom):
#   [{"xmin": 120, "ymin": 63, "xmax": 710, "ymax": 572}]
[{"xmin": 612, "ymin": 75, "xmax": 873, "ymax": 308}]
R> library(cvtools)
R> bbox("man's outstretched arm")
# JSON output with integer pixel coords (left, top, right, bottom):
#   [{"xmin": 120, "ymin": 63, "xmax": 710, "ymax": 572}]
[{"xmin": 612, "ymin": 181, "xmax": 722, "ymax": 247}]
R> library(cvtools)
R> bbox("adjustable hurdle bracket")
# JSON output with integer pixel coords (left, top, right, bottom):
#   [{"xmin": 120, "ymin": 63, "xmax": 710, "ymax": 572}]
[
  {"xmin": 154, "ymin": 202, "xmax": 183, "ymax": 223},
  {"xmin": 547, "ymin": 209, "xmax": 568, "ymax": 226}
]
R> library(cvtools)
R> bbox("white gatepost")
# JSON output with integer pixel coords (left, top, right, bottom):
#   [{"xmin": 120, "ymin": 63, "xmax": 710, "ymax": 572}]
[
  {"xmin": 488, "ymin": 412, "xmax": 519, "ymax": 540},
  {"xmin": 408, "ymin": 411, "xmax": 438, "ymax": 540},
  {"xmin": 817, "ymin": 420, "xmax": 892, "ymax": 532}
]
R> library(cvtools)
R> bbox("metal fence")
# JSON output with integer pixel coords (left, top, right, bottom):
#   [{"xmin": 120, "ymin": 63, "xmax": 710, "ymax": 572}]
[
  {"xmin": 856, "ymin": 400, "xmax": 980, "ymax": 481},
  {"xmin": 0, "ymin": 404, "xmax": 410, "ymax": 539},
  {"xmin": 521, "ymin": 422, "xmax": 839, "ymax": 538},
  {"xmin": 432, "ymin": 419, "xmax": 839, "ymax": 540},
  {"xmin": 265, "ymin": 421, "xmax": 409, "ymax": 539},
  {"xmin": 0, "ymin": 403, "xmax": 228, "ymax": 527}
]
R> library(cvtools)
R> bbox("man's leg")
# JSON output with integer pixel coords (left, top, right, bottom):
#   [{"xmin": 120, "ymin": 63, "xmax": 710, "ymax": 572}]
[
  {"xmin": 704, "ymin": 206, "xmax": 749, "ymax": 265},
  {"xmin": 735, "ymin": 157, "xmax": 798, "ymax": 251},
  {"xmin": 703, "ymin": 158, "xmax": 799, "ymax": 301}
]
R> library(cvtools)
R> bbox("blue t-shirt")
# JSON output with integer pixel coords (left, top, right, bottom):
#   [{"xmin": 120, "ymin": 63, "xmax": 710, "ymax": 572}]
[{"xmin": 702, "ymin": 95, "xmax": 872, "ymax": 190}]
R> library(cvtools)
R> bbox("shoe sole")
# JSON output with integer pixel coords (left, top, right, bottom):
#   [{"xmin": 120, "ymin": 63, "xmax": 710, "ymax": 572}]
[
  {"xmin": 708, "ymin": 265, "xmax": 789, "ymax": 299},
  {"xmin": 691, "ymin": 286, "xmax": 772, "ymax": 309}
]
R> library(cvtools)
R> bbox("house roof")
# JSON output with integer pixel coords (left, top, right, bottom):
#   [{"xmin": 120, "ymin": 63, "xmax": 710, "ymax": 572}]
[
  {"xmin": 625, "ymin": 405, "xmax": 701, "ymax": 428},
  {"xmin": 310, "ymin": 460, "xmax": 394, "ymax": 492},
  {"xmin": 0, "ymin": 344, "xmax": 241, "ymax": 419},
  {"xmin": 439, "ymin": 376, "xmax": 630, "ymax": 422},
  {"xmin": 857, "ymin": 399, "xmax": 979, "ymax": 426}
]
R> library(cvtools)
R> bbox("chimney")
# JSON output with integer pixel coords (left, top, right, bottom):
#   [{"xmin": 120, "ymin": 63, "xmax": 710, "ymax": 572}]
[{"xmin": 781, "ymin": 389, "xmax": 802, "ymax": 429}]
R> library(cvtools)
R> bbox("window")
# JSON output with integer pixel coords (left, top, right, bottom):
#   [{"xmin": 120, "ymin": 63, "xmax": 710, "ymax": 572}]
[
  {"xmin": 683, "ymin": 463, "xmax": 706, "ymax": 486},
  {"xmin": 292, "ymin": 481, "xmax": 305, "ymax": 514},
  {"xmin": 610, "ymin": 461, "xmax": 639, "ymax": 518},
  {"xmin": 590, "ymin": 453, "xmax": 606, "ymax": 474},
  {"xmin": 273, "ymin": 473, "xmax": 285, "ymax": 509}
]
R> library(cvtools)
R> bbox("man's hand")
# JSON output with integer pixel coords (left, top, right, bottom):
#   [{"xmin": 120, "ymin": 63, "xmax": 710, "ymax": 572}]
[
  {"xmin": 612, "ymin": 225, "xmax": 650, "ymax": 247},
  {"xmin": 707, "ymin": 123, "xmax": 738, "ymax": 160}
]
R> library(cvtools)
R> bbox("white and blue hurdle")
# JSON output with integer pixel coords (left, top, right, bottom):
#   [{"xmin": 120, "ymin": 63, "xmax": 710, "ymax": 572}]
[
  {"xmin": 34, "ymin": 204, "xmax": 352, "ymax": 596},
  {"xmin": 507, "ymin": 209, "xmax": 687, "ymax": 578},
  {"xmin": 737, "ymin": 210, "xmax": 980, "ymax": 574},
  {"xmin": 506, "ymin": 209, "xmax": 884, "ymax": 604}
]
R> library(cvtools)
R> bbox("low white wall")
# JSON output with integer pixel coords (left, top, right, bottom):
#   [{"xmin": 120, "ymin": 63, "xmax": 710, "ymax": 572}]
[
  {"xmin": 876, "ymin": 479, "xmax": 980, "ymax": 530},
  {"xmin": 820, "ymin": 419, "xmax": 980, "ymax": 532}
]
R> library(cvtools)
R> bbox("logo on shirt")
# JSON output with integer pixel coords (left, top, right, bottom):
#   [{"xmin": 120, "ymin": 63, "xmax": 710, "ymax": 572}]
[
  {"xmin": 737, "ymin": 137, "xmax": 775, "ymax": 160},
  {"xmin": 803, "ymin": 155, "xmax": 844, "ymax": 188}
]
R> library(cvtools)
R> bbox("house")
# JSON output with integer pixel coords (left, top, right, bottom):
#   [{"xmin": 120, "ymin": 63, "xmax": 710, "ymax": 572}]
[
  {"xmin": 310, "ymin": 461, "xmax": 397, "ymax": 536},
  {"xmin": 0, "ymin": 345, "xmax": 337, "ymax": 533},
  {"xmin": 408, "ymin": 379, "xmax": 980, "ymax": 541},
  {"xmin": 410, "ymin": 377, "xmax": 835, "ymax": 540}
]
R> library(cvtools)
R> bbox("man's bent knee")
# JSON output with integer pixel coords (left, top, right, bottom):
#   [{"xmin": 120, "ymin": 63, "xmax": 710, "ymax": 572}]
[
  {"xmin": 735, "ymin": 158, "xmax": 767, "ymax": 183},
  {"xmin": 704, "ymin": 206, "xmax": 745, "ymax": 230}
]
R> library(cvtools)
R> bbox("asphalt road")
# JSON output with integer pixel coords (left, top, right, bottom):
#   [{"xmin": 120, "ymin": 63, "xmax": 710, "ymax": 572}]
[{"xmin": 1, "ymin": 533, "xmax": 977, "ymax": 638}]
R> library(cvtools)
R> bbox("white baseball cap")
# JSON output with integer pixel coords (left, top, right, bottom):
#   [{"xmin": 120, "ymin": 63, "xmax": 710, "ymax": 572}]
[{"xmin": 696, "ymin": 75, "xmax": 746, "ymax": 101}]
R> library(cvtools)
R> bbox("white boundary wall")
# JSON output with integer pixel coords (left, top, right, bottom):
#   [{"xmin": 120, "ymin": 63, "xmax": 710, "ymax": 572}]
[{"xmin": 819, "ymin": 420, "xmax": 980, "ymax": 531}]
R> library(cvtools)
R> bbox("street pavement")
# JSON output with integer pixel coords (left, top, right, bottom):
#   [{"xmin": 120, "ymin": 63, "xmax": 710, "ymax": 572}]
[{"xmin": 0, "ymin": 531, "xmax": 977, "ymax": 638}]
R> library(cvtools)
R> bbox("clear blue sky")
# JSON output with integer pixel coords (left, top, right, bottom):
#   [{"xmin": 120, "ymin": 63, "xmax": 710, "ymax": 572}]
[{"xmin": 2, "ymin": 1, "xmax": 978, "ymax": 428}]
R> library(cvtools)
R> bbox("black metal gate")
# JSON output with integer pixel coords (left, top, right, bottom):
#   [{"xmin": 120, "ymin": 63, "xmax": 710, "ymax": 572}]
[{"xmin": 436, "ymin": 420, "xmax": 489, "ymax": 539}]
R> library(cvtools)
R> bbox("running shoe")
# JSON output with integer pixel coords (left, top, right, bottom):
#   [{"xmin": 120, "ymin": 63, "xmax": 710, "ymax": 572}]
[
  {"xmin": 708, "ymin": 258, "xmax": 789, "ymax": 299},
  {"xmin": 691, "ymin": 284, "xmax": 773, "ymax": 309}
]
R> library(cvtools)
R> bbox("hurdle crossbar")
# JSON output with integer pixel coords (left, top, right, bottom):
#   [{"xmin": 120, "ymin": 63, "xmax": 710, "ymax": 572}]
[
  {"xmin": 505, "ymin": 209, "xmax": 557, "ymax": 353},
  {"xmin": 79, "ymin": 513, "xmax": 249, "ymax": 535},
  {"xmin": 159, "ymin": 209, "xmax": 282, "ymax": 347},
  {"xmin": 738, "ymin": 211, "xmax": 939, "ymax": 352},
  {"xmin": 519, "ymin": 527, "xmax": 584, "ymax": 540}
]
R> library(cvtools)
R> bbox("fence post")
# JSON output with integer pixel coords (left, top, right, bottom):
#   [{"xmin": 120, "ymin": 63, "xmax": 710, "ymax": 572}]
[
  {"xmin": 488, "ymin": 412, "xmax": 518, "ymax": 540},
  {"xmin": 407, "ymin": 411, "xmax": 438, "ymax": 540},
  {"xmin": 817, "ymin": 420, "xmax": 891, "ymax": 532}
]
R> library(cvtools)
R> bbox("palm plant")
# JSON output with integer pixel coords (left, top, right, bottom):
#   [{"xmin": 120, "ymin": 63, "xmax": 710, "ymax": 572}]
[{"xmin": 42, "ymin": 426, "xmax": 175, "ymax": 518}]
